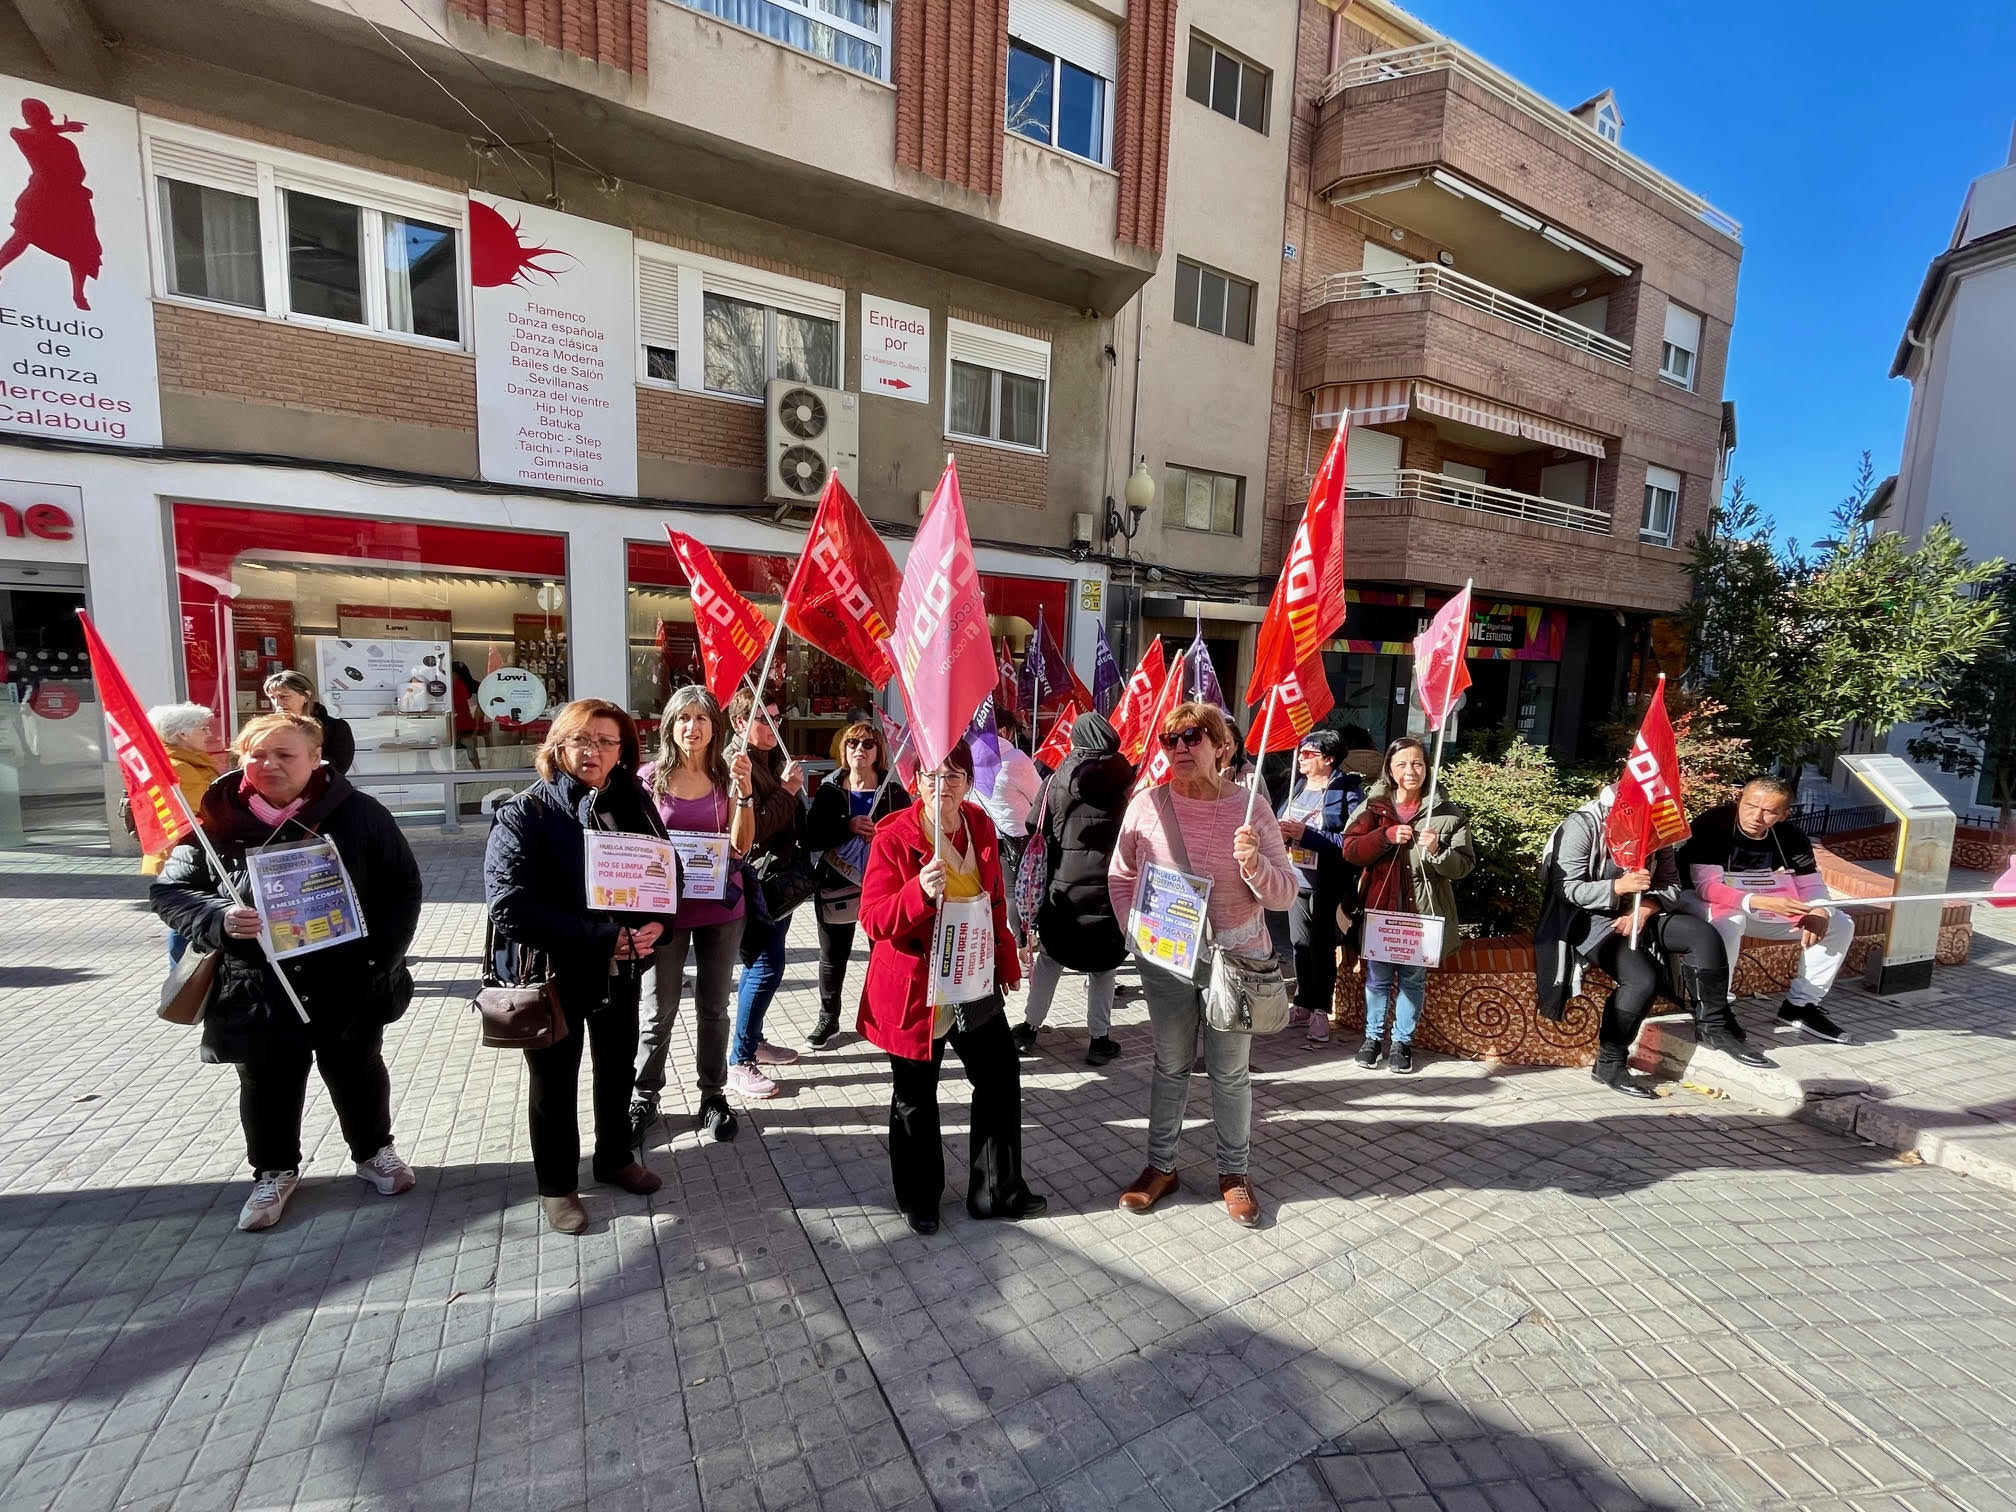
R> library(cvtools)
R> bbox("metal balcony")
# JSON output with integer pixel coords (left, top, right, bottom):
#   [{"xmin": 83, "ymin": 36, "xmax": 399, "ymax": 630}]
[
  {"xmin": 1304, "ymin": 264, "xmax": 1633, "ymax": 366},
  {"xmin": 1347, "ymin": 468, "xmax": 1612, "ymax": 535}
]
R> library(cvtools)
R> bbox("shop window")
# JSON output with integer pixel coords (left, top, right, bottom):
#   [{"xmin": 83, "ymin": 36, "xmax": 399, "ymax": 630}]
[
  {"xmin": 172, "ymin": 504, "xmax": 567, "ymax": 826},
  {"xmin": 625, "ymin": 543, "xmax": 1072, "ymax": 763},
  {"xmin": 145, "ymin": 121, "xmax": 466, "ymax": 348},
  {"xmin": 0, "ymin": 571, "xmax": 101, "ymax": 846}
]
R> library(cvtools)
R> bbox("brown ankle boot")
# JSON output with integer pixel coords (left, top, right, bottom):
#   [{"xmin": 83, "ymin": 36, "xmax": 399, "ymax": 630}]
[
  {"xmin": 1117, "ymin": 1166, "xmax": 1179, "ymax": 1213},
  {"xmin": 604, "ymin": 1161, "xmax": 663, "ymax": 1196}
]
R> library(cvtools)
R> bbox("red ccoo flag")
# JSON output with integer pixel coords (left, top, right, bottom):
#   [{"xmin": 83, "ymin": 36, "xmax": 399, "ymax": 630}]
[
  {"xmin": 1606, "ymin": 675, "xmax": 1690, "ymax": 870},
  {"xmin": 1249, "ymin": 656, "xmax": 1336, "ymax": 752},
  {"xmin": 1413, "ymin": 584, "xmax": 1474, "ymax": 731},
  {"xmin": 77, "ymin": 611, "xmax": 194, "ymax": 857},
  {"xmin": 1034, "ymin": 698, "xmax": 1083, "ymax": 768},
  {"xmin": 667, "ymin": 528, "xmax": 773, "ymax": 705},
  {"xmin": 1130, "ymin": 650, "xmax": 1191, "ymax": 795},
  {"xmin": 782, "ymin": 474, "xmax": 903, "ymax": 688},
  {"xmin": 1109, "ymin": 637, "xmax": 1167, "ymax": 765},
  {"xmin": 996, "ymin": 638, "xmax": 1021, "ymax": 718},
  {"xmin": 888, "ymin": 458, "xmax": 996, "ymax": 772},
  {"xmin": 1249, "ymin": 426, "xmax": 1349, "ymax": 703}
]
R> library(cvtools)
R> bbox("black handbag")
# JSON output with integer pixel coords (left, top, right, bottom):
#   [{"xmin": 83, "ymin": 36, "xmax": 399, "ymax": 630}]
[
  {"xmin": 753, "ymin": 849, "xmax": 819, "ymax": 922},
  {"xmin": 472, "ymin": 919, "xmax": 568, "ymax": 1051}
]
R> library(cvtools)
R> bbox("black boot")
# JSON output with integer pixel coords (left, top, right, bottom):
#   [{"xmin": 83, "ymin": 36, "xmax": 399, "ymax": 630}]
[
  {"xmin": 1680, "ymin": 964, "xmax": 1773, "ymax": 1068},
  {"xmin": 808, "ymin": 1009, "xmax": 841, "ymax": 1048},
  {"xmin": 1593, "ymin": 994, "xmax": 1657, "ymax": 1099}
]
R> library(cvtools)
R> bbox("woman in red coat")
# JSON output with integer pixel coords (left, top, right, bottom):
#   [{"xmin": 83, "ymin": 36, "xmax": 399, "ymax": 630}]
[{"xmin": 857, "ymin": 740, "xmax": 1047, "ymax": 1234}]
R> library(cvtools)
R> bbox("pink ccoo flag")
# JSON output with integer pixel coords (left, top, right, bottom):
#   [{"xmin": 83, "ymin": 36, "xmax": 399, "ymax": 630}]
[
  {"xmin": 1992, "ymin": 856, "xmax": 2016, "ymax": 909},
  {"xmin": 888, "ymin": 457, "xmax": 996, "ymax": 773}
]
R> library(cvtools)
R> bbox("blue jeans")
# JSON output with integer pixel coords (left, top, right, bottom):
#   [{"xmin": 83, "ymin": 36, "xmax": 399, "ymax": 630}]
[
  {"xmin": 1365, "ymin": 960, "xmax": 1425, "ymax": 1044},
  {"xmin": 167, "ymin": 929, "xmax": 190, "ymax": 966},
  {"xmin": 732, "ymin": 914, "xmax": 791, "ymax": 1065}
]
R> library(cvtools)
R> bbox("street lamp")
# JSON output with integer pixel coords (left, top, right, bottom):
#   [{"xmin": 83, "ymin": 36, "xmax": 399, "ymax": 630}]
[{"xmin": 1106, "ymin": 456, "xmax": 1154, "ymax": 556}]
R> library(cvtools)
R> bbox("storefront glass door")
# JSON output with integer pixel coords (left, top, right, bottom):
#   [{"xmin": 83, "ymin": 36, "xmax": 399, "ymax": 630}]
[{"xmin": 0, "ymin": 569, "xmax": 102, "ymax": 848}]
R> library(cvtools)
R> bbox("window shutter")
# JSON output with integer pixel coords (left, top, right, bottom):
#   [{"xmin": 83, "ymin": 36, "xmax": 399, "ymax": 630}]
[
  {"xmin": 1344, "ymin": 427, "xmax": 1402, "ymax": 487},
  {"xmin": 947, "ymin": 318, "xmax": 1049, "ymax": 380},
  {"xmin": 1662, "ymin": 302, "xmax": 1702, "ymax": 353},
  {"xmin": 703, "ymin": 266, "xmax": 842, "ymax": 323},
  {"xmin": 1008, "ymin": 0, "xmax": 1118, "ymax": 78},
  {"xmin": 638, "ymin": 259, "xmax": 679, "ymax": 348},
  {"xmin": 149, "ymin": 136, "xmax": 259, "ymax": 194}
]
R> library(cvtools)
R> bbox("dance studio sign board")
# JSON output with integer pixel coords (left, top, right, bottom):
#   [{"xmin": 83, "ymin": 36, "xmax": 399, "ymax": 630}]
[
  {"xmin": 470, "ymin": 193, "xmax": 637, "ymax": 496},
  {"xmin": 0, "ymin": 77, "xmax": 161, "ymax": 447}
]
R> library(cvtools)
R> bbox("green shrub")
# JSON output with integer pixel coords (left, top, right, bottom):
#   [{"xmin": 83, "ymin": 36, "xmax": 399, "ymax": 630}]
[{"xmin": 1439, "ymin": 737, "xmax": 1594, "ymax": 937}]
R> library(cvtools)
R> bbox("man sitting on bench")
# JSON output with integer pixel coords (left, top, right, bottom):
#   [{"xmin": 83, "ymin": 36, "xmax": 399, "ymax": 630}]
[{"xmin": 1676, "ymin": 778, "xmax": 1856, "ymax": 1044}]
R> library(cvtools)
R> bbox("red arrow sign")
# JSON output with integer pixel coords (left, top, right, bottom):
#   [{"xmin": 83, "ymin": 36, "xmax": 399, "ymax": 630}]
[{"xmin": 880, "ymin": 377, "xmax": 911, "ymax": 390}]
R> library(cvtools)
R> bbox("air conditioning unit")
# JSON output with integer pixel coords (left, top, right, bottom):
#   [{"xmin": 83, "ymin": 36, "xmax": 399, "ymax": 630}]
[{"xmin": 765, "ymin": 379, "xmax": 859, "ymax": 505}]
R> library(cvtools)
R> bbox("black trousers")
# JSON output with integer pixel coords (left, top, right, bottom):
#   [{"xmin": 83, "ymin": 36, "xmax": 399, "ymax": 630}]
[
  {"xmin": 1289, "ymin": 885, "xmax": 1341, "ymax": 1017},
  {"xmin": 1589, "ymin": 911, "xmax": 1728, "ymax": 1077},
  {"xmin": 525, "ymin": 977, "xmax": 641, "ymax": 1197},
  {"xmin": 236, "ymin": 1026, "xmax": 392, "ymax": 1175},
  {"xmin": 887, "ymin": 1011, "xmax": 1029, "ymax": 1219},
  {"xmin": 816, "ymin": 916, "xmax": 856, "ymax": 1021}
]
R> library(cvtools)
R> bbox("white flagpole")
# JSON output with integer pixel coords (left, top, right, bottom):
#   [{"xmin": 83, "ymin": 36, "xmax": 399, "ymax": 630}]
[
  {"xmin": 1422, "ymin": 579, "xmax": 1471, "ymax": 813},
  {"xmin": 1242, "ymin": 687, "xmax": 1278, "ymax": 829},
  {"xmin": 744, "ymin": 606, "xmax": 790, "ymax": 746},
  {"xmin": 173, "ymin": 788, "xmax": 312, "ymax": 1025}
]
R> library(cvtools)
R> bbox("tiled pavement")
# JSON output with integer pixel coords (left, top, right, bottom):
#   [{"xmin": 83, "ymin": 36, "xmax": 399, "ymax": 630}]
[{"xmin": 5, "ymin": 839, "xmax": 2016, "ymax": 1512}]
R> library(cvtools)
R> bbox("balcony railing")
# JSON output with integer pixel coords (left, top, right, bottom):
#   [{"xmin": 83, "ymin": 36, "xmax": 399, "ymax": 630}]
[
  {"xmin": 1349, "ymin": 468, "xmax": 1612, "ymax": 534},
  {"xmin": 1305, "ymin": 264, "xmax": 1632, "ymax": 366},
  {"xmin": 1318, "ymin": 43, "xmax": 1742, "ymax": 242}
]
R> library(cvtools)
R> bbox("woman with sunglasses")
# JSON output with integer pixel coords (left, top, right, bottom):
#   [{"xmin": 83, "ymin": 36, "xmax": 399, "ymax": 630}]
[
  {"xmin": 857, "ymin": 742, "xmax": 1045, "ymax": 1234},
  {"xmin": 804, "ymin": 719, "xmax": 911, "ymax": 1049},
  {"xmin": 1338, "ymin": 736, "xmax": 1476, "ymax": 1075},
  {"xmin": 484, "ymin": 699, "xmax": 670, "ymax": 1234},
  {"xmin": 1278, "ymin": 729, "xmax": 1364, "ymax": 1046},
  {"xmin": 1107, "ymin": 701, "xmax": 1299, "ymax": 1229}
]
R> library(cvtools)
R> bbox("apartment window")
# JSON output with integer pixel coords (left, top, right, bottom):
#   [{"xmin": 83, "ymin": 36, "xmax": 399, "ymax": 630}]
[
  {"xmin": 1174, "ymin": 259, "xmax": 1255, "ymax": 342},
  {"xmin": 704, "ymin": 293, "xmax": 837, "ymax": 398},
  {"xmin": 1006, "ymin": 0, "xmax": 1117, "ymax": 166},
  {"xmin": 636, "ymin": 250, "xmax": 844, "ymax": 400},
  {"xmin": 674, "ymin": 0, "xmax": 889, "ymax": 80},
  {"xmin": 146, "ymin": 123, "xmax": 465, "ymax": 347},
  {"xmin": 1185, "ymin": 33, "xmax": 1269, "ymax": 133},
  {"xmin": 158, "ymin": 179, "xmax": 263, "ymax": 309},
  {"xmin": 1167, "ymin": 465, "xmax": 1242, "ymax": 535},
  {"xmin": 1660, "ymin": 302, "xmax": 1702, "ymax": 390},
  {"xmin": 1641, "ymin": 465, "xmax": 1681, "ymax": 546},
  {"xmin": 946, "ymin": 317, "xmax": 1049, "ymax": 452}
]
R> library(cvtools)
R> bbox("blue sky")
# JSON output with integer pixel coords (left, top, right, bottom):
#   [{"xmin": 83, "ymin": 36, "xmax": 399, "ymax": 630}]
[{"xmin": 1404, "ymin": 0, "xmax": 2016, "ymax": 547}]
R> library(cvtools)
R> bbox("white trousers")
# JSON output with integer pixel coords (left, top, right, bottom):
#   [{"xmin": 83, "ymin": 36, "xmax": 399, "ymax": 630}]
[{"xmin": 1675, "ymin": 895, "xmax": 1854, "ymax": 1007}]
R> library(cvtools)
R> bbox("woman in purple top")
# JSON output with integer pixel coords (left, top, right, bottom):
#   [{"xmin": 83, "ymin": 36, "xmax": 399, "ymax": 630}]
[{"xmin": 631, "ymin": 685, "xmax": 755, "ymax": 1147}]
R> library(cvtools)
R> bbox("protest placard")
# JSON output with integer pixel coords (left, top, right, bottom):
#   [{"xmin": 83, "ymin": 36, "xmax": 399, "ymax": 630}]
[{"xmin": 246, "ymin": 838, "xmax": 368, "ymax": 958}]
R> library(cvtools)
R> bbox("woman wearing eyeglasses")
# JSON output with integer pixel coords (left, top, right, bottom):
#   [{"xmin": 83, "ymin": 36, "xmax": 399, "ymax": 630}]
[
  {"xmin": 857, "ymin": 741, "xmax": 1045, "ymax": 1235},
  {"xmin": 1108, "ymin": 701, "xmax": 1299, "ymax": 1229},
  {"xmin": 805, "ymin": 719, "xmax": 911, "ymax": 1049},
  {"xmin": 1278, "ymin": 729, "xmax": 1364, "ymax": 1046},
  {"xmin": 484, "ymin": 698, "xmax": 670, "ymax": 1235}
]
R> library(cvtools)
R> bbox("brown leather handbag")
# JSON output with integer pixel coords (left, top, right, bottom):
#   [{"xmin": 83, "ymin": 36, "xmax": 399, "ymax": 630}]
[
  {"xmin": 472, "ymin": 920, "xmax": 568, "ymax": 1050},
  {"xmin": 158, "ymin": 947, "xmax": 220, "ymax": 1025}
]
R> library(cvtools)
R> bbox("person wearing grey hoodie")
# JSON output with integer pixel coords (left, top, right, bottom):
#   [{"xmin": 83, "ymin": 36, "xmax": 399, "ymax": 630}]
[
  {"xmin": 1535, "ymin": 787, "xmax": 1766, "ymax": 1098},
  {"xmin": 1015, "ymin": 710, "xmax": 1134, "ymax": 1066}
]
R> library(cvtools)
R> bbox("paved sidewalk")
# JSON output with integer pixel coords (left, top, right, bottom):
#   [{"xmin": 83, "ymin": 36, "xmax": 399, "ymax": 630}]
[
  {"xmin": 4, "ymin": 840, "xmax": 2016, "ymax": 1511},
  {"xmin": 1639, "ymin": 887, "xmax": 2016, "ymax": 1191}
]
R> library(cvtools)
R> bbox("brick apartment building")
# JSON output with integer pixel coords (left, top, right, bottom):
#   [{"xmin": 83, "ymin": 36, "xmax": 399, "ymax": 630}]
[
  {"xmin": 1263, "ymin": 0, "xmax": 1743, "ymax": 760},
  {"xmin": 0, "ymin": 0, "xmax": 1218, "ymax": 845}
]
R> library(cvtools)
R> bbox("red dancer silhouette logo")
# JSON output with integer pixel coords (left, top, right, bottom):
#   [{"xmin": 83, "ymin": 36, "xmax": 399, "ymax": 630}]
[{"xmin": 0, "ymin": 99, "xmax": 102, "ymax": 311}]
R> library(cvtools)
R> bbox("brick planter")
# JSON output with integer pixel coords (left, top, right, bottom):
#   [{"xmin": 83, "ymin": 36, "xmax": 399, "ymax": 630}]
[{"xmin": 1328, "ymin": 845, "xmax": 1973, "ymax": 1068}]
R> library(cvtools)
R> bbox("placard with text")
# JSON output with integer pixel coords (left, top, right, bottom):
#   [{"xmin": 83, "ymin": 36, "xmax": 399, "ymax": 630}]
[
  {"xmin": 0, "ymin": 77, "xmax": 161, "ymax": 448},
  {"xmin": 471, "ymin": 193, "xmax": 636, "ymax": 495}
]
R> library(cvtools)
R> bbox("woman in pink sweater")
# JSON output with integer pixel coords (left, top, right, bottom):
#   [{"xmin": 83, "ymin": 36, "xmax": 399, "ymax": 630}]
[{"xmin": 1107, "ymin": 701, "xmax": 1298, "ymax": 1228}]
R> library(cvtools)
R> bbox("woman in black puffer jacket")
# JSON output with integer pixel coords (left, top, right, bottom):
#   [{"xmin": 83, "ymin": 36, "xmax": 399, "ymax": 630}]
[
  {"xmin": 483, "ymin": 698, "xmax": 672, "ymax": 1234},
  {"xmin": 151, "ymin": 712, "xmax": 421, "ymax": 1234},
  {"xmin": 1012, "ymin": 711, "xmax": 1135, "ymax": 1066}
]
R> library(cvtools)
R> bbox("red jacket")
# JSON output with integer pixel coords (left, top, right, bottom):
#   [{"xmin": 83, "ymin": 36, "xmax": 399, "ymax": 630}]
[{"xmin": 855, "ymin": 801, "xmax": 1021, "ymax": 1061}]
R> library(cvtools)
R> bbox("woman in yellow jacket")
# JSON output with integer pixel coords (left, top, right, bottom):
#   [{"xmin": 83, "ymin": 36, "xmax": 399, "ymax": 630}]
[{"xmin": 139, "ymin": 702, "xmax": 229, "ymax": 961}]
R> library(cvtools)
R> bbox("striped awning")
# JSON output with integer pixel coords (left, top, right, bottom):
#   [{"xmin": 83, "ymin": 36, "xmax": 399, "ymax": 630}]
[
  {"xmin": 1311, "ymin": 379, "xmax": 1606, "ymax": 459},
  {"xmin": 1310, "ymin": 380, "xmax": 1410, "ymax": 428},
  {"xmin": 1412, "ymin": 381, "xmax": 1606, "ymax": 458}
]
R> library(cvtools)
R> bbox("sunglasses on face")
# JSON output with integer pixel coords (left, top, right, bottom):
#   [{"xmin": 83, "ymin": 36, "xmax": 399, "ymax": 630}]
[
  {"xmin": 1157, "ymin": 726, "xmax": 1210, "ymax": 752},
  {"xmin": 844, "ymin": 737, "xmax": 878, "ymax": 750}
]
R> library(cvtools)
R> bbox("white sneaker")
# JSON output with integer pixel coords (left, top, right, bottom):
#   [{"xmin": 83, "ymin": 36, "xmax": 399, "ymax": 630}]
[
  {"xmin": 238, "ymin": 1169, "xmax": 301, "ymax": 1231},
  {"xmin": 754, "ymin": 1040, "xmax": 800, "ymax": 1067},
  {"xmin": 1288, "ymin": 1007, "xmax": 1312, "ymax": 1029},
  {"xmin": 355, "ymin": 1144, "xmax": 417, "ymax": 1196},
  {"xmin": 1306, "ymin": 1016, "xmax": 1332, "ymax": 1045},
  {"xmin": 727, "ymin": 1063, "xmax": 780, "ymax": 1099}
]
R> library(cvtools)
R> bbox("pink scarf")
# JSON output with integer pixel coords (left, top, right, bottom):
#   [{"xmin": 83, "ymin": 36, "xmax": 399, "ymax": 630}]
[{"xmin": 246, "ymin": 789, "xmax": 307, "ymax": 828}]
